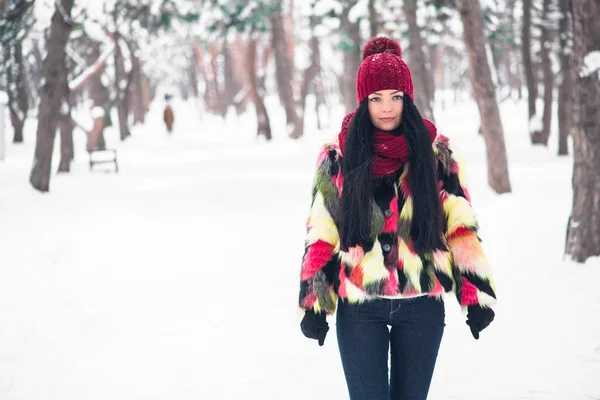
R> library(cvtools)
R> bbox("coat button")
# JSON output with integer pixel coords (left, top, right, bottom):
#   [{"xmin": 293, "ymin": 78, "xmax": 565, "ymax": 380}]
[
  {"xmin": 382, "ymin": 244, "xmax": 391, "ymax": 252},
  {"xmin": 384, "ymin": 209, "xmax": 393, "ymax": 217}
]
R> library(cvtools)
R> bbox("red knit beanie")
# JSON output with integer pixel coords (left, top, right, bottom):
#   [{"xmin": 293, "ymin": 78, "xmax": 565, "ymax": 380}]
[{"xmin": 356, "ymin": 37, "xmax": 414, "ymax": 104}]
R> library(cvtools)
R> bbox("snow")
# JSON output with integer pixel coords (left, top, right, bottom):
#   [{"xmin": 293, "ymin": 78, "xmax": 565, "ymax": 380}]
[
  {"xmin": 83, "ymin": 0, "xmax": 106, "ymax": 21},
  {"xmin": 581, "ymin": 51, "xmax": 600, "ymax": 78},
  {"xmin": 348, "ymin": 0, "xmax": 368, "ymax": 24},
  {"xmin": 0, "ymin": 91, "xmax": 8, "ymax": 104},
  {"xmin": 0, "ymin": 92, "xmax": 599, "ymax": 399},
  {"xmin": 33, "ymin": 0, "xmax": 54, "ymax": 34},
  {"xmin": 83, "ymin": 20, "xmax": 109, "ymax": 42},
  {"xmin": 529, "ymin": 112, "xmax": 543, "ymax": 134},
  {"xmin": 91, "ymin": 107, "xmax": 105, "ymax": 119}
]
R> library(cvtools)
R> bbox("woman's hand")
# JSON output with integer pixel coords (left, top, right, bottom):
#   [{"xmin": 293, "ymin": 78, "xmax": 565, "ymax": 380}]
[
  {"xmin": 466, "ymin": 305, "xmax": 495, "ymax": 339},
  {"xmin": 301, "ymin": 309, "xmax": 329, "ymax": 346}
]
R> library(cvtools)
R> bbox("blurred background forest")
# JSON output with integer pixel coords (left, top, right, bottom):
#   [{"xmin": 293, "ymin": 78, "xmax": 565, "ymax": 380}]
[{"xmin": 0, "ymin": 0, "xmax": 599, "ymax": 262}]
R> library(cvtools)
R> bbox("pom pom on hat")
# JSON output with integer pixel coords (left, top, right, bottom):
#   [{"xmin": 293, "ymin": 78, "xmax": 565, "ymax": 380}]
[{"xmin": 362, "ymin": 37, "xmax": 402, "ymax": 60}]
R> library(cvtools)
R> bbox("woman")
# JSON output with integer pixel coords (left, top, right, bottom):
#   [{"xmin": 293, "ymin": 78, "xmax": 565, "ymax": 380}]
[{"xmin": 298, "ymin": 37, "xmax": 496, "ymax": 400}]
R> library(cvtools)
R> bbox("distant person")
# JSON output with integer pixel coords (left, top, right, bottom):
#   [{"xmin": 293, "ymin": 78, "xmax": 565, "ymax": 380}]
[
  {"xmin": 297, "ymin": 37, "xmax": 497, "ymax": 400},
  {"xmin": 163, "ymin": 94, "xmax": 174, "ymax": 133}
]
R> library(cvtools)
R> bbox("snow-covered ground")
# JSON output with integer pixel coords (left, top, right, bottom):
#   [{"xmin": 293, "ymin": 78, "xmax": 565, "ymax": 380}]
[{"xmin": 0, "ymin": 94, "xmax": 599, "ymax": 399}]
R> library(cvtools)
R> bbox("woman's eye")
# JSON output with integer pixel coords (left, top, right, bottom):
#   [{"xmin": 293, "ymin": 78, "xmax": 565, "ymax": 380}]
[
  {"xmin": 393, "ymin": 95, "xmax": 403, "ymax": 100},
  {"xmin": 370, "ymin": 98, "xmax": 381, "ymax": 102}
]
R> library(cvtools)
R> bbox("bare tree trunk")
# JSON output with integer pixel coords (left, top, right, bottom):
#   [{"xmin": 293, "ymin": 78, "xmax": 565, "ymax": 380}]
[
  {"xmin": 14, "ymin": 42, "xmax": 28, "ymax": 142},
  {"xmin": 558, "ymin": 0, "xmax": 573, "ymax": 155},
  {"xmin": 196, "ymin": 44, "xmax": 210, "ymax": 110},
  {"xmin": 425, "ymin": 44, "xmax": 437, "ymax": 105},
  {"xmin": 340, "ymin": 1, "xmax": 362, "ymax": 113},
  {"xmin": 315, "ymin": 80, "xmax": 328, "ymax": 130},
  {"xmin": 141, "ymin": 74, "xmax": 151, "ymax": 114},
  {"xmin": 57, "ymin": 96, "xmax": 74, "ymax": 172},
  {"xmin": 515, "ymin": 55, "xmax": 524, "ymax": 100},
  {"xmin": 456, "ymin": 0, "xmax": 512, "ymax": 194},
  {"xmin": 368, "ymin": 0, "xmax": 378, "ymax": 37},
  {"xmin": 87, "ymin": 42, "xmax": 107, "ymax": 150},
  {"xmin": 30, "ymin": 0, "xmax": 74, "ymax": 192},
  {"xmin": 227, "ymin": 38, "xmax": 250, "ymax": 114},
  {"xmin": 29, "ymin": 39, "xmax": 44, "ymax": 108},
  {"xmin": 271, "ymin": 5, "xmax": 302, "ymax": 138},
  {"xmin": 490, "ymin": 39, "xmax": 505, "ymax": 90},
  {"xmin": 127, "ymin": 41, "xmax": 145, "ymax": 125},
  {"xmin": 503, "ymin": 0, "xmax": 520, "ymax": 99},
  {"xmin": 2, "ymin": 2, "xmax": 31, "ymax": 143},
  {"xmin": 565, "ymin": 0, "xmax": 600, "ymax": 262},
  {"xmin": 299, "ymin": 13, "xmax": 321, "ymax": 136},
  {"xmin": 285, "ymin": 0, "xmax": 295, "ymax": 63},
  {"xmin": 247, "ymin": 38, "xmax": 272, "ymax": 141},
  {"xmin": 8, "ymin": 108, "xmax": 23, "ymax": 142},
  {"xmin": 403, "ymin": 0, "xmax": 434, "ymax": 120},
  {"xmin": 435, "ymin": 39, "xmax": 446, "ymax": 110},
  {"xmin": 223, "ymin": 42, "xmax": 240, "ymax": 114},
  {"xmin": 214, "ymin": 43, "xmax": 228, "ymax": 116},
  {"xmin": 188, "ymin": 48, "xmax": 199, "ymax": 98},
  {"xmin": 113, "ymin": 32, "xmax": 130, "ymax": 141},
  {"xmin": 532, "ymin": 0, "xmax": 554, "ymax": 145},
  {"xmin": 522, "ymin": 0, "xmax": 540, "ymax": 139},
  {"xmin": 505, "ymin": 51, "xmax": 520, "ymax": 99},
  {"xmin": 5, "ymin": 42, "xmax": 29, "ymax": 143},
  {"xmin": 203, "ymin": 42, "xmax": 226, "ymax": 115}
]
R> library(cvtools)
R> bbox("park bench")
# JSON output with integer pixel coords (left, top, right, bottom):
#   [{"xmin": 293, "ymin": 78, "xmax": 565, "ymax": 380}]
[{"xmin": 88, "ymin": 147, "xmax": 119, "ymax": 173}]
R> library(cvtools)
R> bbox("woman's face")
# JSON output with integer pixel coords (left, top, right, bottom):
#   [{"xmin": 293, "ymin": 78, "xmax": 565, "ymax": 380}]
[{"xmin": 367, "ymin": 89, "xmax": 404, "ymax": 131}]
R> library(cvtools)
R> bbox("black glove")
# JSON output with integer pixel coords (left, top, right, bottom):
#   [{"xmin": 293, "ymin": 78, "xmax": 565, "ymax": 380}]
[
  {"xmin": 466, "ymin": 304, "xmax": 495, "ymax": 340},
  {"xmin": 300, "ymin": 309, "xmax": 329, "ymax": 346}
]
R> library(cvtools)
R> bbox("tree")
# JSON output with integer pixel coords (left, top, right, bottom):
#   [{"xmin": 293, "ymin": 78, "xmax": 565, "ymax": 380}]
[
  {"xmin": 340, "ymin": 0, "xmax": 362, "ymax": 114},
  {"xmin": 531, "ymin": 0, "xmax": 557, "ymax": 145},
  {"xmin": 557, "ymin": 0, "xmax": 573, "ymax": 155},
  {"xmin": 271, "ymin": 3, "xmax": 302, "ymax": 138},
  {"xmin": 85, "ymin": 41, "xmax": 112, "ymax": 150},
  {"xmin": 112, "ymin": 21, "xmax": 132, "ymax": 141},
  {"xmin": 456, "ymin": 0, "xmax": 511, "ymax": 194},
  {"xmin": 247, "ymin": 36, "xmax": 272, "ymax": 140},
  {"xmin": 403, "ymin": 0, "xmax": 434, "ymax": 121},
  {"xmin": 57, "ymin": 95, "xmax": 75, "ymax": 173},
  {"xmin": 522, "ymin": 0, "xmax": 541, "ymax": 140},
  {"xmin": 205, "ymin": 0, "xmax": 277, "ymax": 138},
  {"xmin": 564, "ymin": 0, "xmax": 600, "ymax": 262},
  {"xmin": 300, "ymin": 2, "xmax": 328, "ymax": 131},
  {"xmin": 30, "ymin": 0, "xmax": 74, "ymax": 192},
  {"xmin": 368, "ymin": 0, "xmax": 378, "ymax": 38},
  {"xmin": 5, "ymin": 41, "xmax": 30, "ymax": 143}
]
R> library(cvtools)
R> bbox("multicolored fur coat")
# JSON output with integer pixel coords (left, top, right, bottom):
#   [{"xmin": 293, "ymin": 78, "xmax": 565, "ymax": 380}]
[{"xmin": 298, "ymin": 131, "xmax": 497, "ymax": 315}]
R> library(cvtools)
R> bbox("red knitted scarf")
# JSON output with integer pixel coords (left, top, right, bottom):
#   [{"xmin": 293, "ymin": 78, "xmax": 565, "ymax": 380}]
[{"xmin": 338, "ymin": 112, "xmax": 437, "ymax": 177}]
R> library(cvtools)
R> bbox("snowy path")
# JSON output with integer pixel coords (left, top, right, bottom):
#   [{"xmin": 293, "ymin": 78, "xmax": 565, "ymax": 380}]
[{"xmin": 1, "ymin": 99, "xmax": 599, "ymax": 399}]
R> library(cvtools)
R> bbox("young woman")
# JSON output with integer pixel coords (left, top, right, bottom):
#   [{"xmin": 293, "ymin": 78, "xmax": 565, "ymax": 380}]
[{"xmin": 298, "ymin": 37, "xmax": 496, "ymax": 400}]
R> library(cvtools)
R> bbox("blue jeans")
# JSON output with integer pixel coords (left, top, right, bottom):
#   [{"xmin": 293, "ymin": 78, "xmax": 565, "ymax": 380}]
[{"xmin": 336, "ymin": 296, "xmax": 445, "ymax": 400}]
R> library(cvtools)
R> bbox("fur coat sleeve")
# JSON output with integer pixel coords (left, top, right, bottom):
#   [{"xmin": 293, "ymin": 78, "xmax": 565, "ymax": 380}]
[
  {"xmin": 298, "ymin": 144, "xmax": 342, "ymax": 315},
  {"xmin": 434, "ymin": 135, "xmax": 497, "ymax": 310}
]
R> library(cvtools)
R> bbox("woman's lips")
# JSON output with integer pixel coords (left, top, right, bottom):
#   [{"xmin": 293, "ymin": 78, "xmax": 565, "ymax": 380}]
[{"xmin": 381, "ymin": 117, "xmax": 394, "ymax": 122}]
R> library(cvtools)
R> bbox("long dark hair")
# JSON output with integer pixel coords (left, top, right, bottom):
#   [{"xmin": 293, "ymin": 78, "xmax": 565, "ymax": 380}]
[
  {"xmin": 340, "ymin": 95, "xmax": 445, "ymax": 253},
  {"xmin": 340, "ymin": 100, "xmax": 374, "ymax": 251}
]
